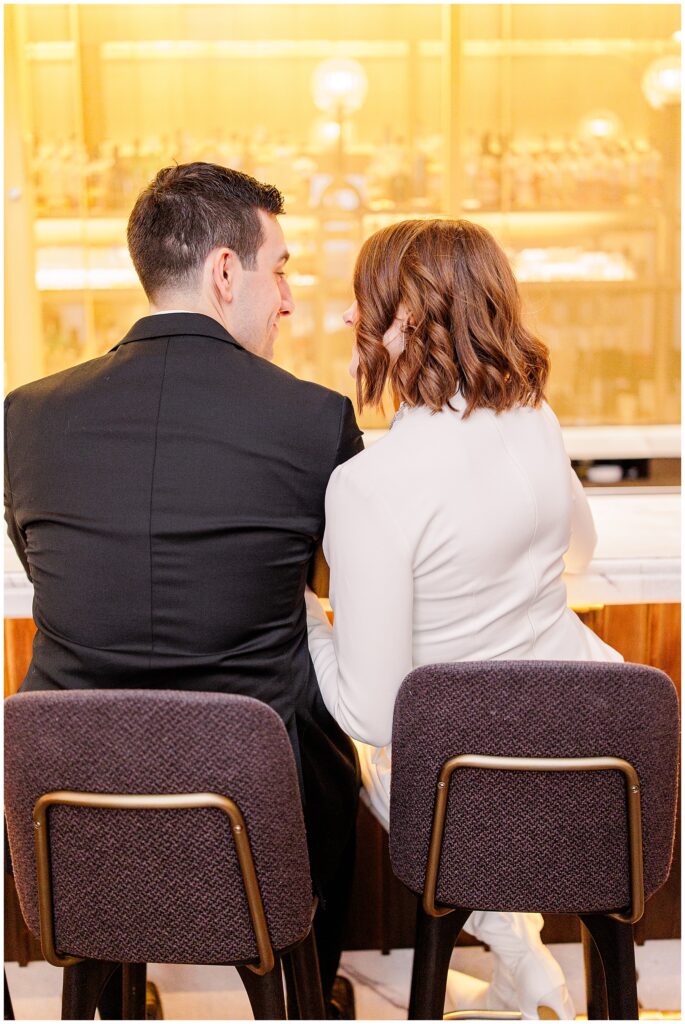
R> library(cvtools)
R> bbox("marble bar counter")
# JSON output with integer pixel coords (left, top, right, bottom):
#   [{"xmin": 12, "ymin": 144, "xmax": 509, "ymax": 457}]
[
  {"xmin": 5, "ymin": 487, "xmax": 678, "ymax": 617},
  {"xmin": 563, "ymin": 487, "xmax": 680, "ymax": 607},
  {"xmin": 362, "ymin": 423, "xmax": 681, "ymax": 460}
]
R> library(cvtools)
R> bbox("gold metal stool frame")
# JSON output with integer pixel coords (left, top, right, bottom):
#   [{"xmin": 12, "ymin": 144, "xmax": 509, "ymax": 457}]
[
  {"xmin": 32, "ymin": 791, "xmax": 277, "ymax": 975},
  {"xmin": 422, "ymin": 754, "xmax": 645, "ymax": 1021}
]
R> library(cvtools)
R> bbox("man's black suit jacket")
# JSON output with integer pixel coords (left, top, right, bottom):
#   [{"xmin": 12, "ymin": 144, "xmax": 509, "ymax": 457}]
[{"xmin": 4, "ymin": 312, "xmax": 364, "ymax": 885}]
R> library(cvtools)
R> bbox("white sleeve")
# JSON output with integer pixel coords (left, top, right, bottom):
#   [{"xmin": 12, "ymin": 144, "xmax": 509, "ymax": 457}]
[
  {"xmin": 563, "ymin": 466, "xmax": 598, "ymax": 573},
  {"xmin": 306, "ymin": 466, "xmax": 414, "ymax": 748}
]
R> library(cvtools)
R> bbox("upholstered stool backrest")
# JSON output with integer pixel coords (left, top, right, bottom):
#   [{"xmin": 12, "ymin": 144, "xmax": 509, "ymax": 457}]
[
  {"xmin": 389, "ymin": 661, "xmax": 679, "ymax": 915},
  {"xmin": 5, "ymin": 690, "xmax": 313, "ymax": 964}
]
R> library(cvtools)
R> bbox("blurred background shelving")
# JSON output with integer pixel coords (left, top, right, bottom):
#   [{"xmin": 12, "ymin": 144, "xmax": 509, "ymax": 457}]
[{"xmin": 5, "ymin": 4, "xmax": 681, "ymax": 431}]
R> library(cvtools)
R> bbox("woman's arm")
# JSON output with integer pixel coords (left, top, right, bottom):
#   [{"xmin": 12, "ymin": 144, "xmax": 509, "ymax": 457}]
[
  {"xmin": 563, "ymin": 466, "xmax": 598, "ymax": 573},
  {"xmin": 306, "ymin": 466, "xmax": 413, "ymax": 748}
]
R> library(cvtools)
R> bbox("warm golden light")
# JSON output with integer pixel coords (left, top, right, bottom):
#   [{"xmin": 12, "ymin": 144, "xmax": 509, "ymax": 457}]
[
  {"xmin": 642, "ymin": 56, "xmax": 682, "ymax": 109},
  {"xmin": 311, "ymin": 58, "xmax": 368, "ymax": 116},
  {"xmin": 578, "ymin": 110, "xmax": 622, "ymax": 141},
  {"xmin": 310, "ymin": 117, "xmax": 342, "ymax": 148}
]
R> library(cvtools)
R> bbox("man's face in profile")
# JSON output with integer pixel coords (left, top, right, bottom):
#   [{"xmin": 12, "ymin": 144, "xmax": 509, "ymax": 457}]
[{"xmin": 230, "ymin": 211, "xmax": 294, "ymax": 360}]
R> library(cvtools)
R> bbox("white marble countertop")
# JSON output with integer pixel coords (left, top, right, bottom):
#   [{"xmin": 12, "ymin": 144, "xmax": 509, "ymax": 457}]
[
  {"xmin": 4, "ymin": 488, "xmax": 679, "ymax": 617},
  {"xmin": 558, "ymin": 425, "xmax": 680, "ymax": 461},
  {"xmin": 363, "ymin": 423, "xmax": 680, "ymax": 460},
  {"xmin": 563, "ymin": 488, "xmax": 680, "ymax": 607}
]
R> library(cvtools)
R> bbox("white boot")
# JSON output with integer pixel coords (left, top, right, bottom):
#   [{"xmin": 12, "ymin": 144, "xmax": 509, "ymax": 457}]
[
  {"xmin": 444, "ymin": 969, "xmax": 490, "ymax": 1013},
  {"xmin": 463, "ymin": 912, "xmax": 576, "ymax": 1020}
]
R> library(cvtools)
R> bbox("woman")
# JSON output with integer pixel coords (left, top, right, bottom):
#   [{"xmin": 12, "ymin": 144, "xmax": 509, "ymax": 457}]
[{"xmin": 305, "ymin": 219, "xmax": 622, "ymax": 1020}]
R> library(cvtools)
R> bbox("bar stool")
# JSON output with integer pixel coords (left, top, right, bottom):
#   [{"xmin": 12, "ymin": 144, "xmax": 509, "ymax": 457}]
[
  {"xmin": 4, "ymin": 689, "xmax": 326, "ymax": 1020},
  {"xmin": 388, "ymin": 661, "xmax": 679, "ymax": 1021}
]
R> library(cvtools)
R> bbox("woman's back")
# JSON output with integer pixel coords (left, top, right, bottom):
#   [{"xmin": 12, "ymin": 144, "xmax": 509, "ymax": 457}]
[
  {"xmin": 315, "ymin": 398, "xmax": 619, "ymax": 749},
  {"xmin": 360, "ymin": 400, "xmax": 588, "ymax": 662}
]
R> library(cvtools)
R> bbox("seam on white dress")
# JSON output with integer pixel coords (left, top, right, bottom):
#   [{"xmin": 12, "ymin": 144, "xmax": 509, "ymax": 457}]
[{"xmin": 491, "ymin": 415, "xmax": 540, "ymax": 650}]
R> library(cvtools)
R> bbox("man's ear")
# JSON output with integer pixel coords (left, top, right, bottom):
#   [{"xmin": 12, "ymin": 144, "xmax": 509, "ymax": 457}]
[{"xmin": 211, "ymin": 248, "xmax": 235, "ymax": 302}]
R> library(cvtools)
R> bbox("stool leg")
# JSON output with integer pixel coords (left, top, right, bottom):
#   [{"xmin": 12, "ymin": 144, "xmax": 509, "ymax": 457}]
[
  {"xmin": 4, "ymin": 969, "xmax": 14, "ymax": 1021},
  {"xmin": 281, "ymin": 955, "xmax": 300, "ymax": 1021},
  {"xmin": 122, "ymin": 963, "xmax": 147, "ymax": 1020},
  {"xmin": 408, "ymin": 902, "xmax": 471, "ymax": 1020},
  {"xmin": 283, "ymin": 928, "xmax": 326, "ymax": 1020},
  {"xmin": 61, "ymin": 959, "xmax": 120, "ymax": 1020},
  {"xmin": 579, "ymin": 914, "xmax": 638, "ymax": 1021},
  {"xmin": 236, "ymin": 959, "xmax": 286, "ymax": 1020},
  {"xmin": 97, "ymin": 963, "xmax": 123, "ymax": 1019},
  {"xmin": 580, "ymin": 921, "xmax": 609, "ymax": 1020}
]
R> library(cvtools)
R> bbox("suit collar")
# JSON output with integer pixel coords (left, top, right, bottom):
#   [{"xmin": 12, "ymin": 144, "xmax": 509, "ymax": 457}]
[{"xmin": 111, "ymin": 312, "xmax": 244, "ymax": 351}]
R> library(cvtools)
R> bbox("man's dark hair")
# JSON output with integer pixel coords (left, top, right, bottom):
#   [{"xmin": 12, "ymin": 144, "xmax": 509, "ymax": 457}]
[{"xmin": 127, "ymin": 162, "xmax": 285, "ymax": 300}]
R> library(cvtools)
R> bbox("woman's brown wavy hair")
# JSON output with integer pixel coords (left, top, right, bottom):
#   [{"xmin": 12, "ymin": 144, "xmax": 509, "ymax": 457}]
[{"xmin": 352, "ymin": 218, "xmax": 550, "ymax": 417}]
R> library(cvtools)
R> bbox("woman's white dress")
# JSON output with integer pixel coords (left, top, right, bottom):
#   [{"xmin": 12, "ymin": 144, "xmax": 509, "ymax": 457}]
[{"xmin": 306, "ymin": 398, "xmax": 622, "ymax": 830}]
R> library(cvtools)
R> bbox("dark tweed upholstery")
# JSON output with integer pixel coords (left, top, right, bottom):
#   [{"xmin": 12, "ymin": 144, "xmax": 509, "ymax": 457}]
[
  {"xmin": 389, "ymin": 661, "xmax": 679, "ymax": 915},
  {"xmin": 4, "ymin": 690, "xmax": 314, "ymax": 964}
]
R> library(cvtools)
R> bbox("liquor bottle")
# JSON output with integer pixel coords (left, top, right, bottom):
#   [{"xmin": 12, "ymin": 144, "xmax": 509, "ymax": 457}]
[
  {"xmin": 107, "ymin": 146, "xmax": 127, "ymax": 211},
  {"xmin": 44, "ymin": 144, "xmax": 65, "ymax": 214},
  {"xmin": 461, "ymin": 133, "xmax": 481, "ymax": 211},
  {"xmin": 538, "ymin": 138, "xmax": 563, "ymax": 209},
  {"xmin": 575, "ymin": 141, "xmax": 595, "ymax": 208},
  {"xmin": 142, "ymin": 136, "xmax": 163, "ymax": 185},
  {"xmin": 512, "ymin": 142, "xmax": 536, "ymax": 211},
  {"xmin": 365, "ymin": 129, "xmax": 403, "ymax": 209},
  {"xmin": 636, "ymin": 139, "xmax": 663, "ymax": 205},
  {"xmin": 604, "ymin": 141, "xmax": 624, "ymax": 207},
  {"xmin": 411, "ymin": 143, "xmax": 428, "ymax": 201},
  {"xmin": 241, "ymin": 134, "xmax": 255, "ymax": 177},
  {"xmin": 589, "ymin": 140, "xmax": 611, "ymax": 208},
  {"xmin": 62, "ymin": 136, "xmax": 85, "ymax": 211},
  {"xmin": 388, "ymin": 136, "xmax": 412, "ymax": 206},
  {"xmin": 228, "ymin": 133, "xmax": 244, "ymax": 170},
  {"xmin": 292, "ymin": 148, "xmax": 318, "ymax": 209},
  {"xmin": 549, "ymin": 139, "xmax": 567, "ymax": 209},
  {"xmin": 623, "ymin": 140, "xmax": 642, "ymax": 207},
  {"xmin": 558, "ymin": 136, "xmax": 575, "ymax": 208},
  {"xmin": 273, "ymin": 135, "xmax": 297, "ymax": 197},
  {"xmin": 477, "ymin": 133, "xmax": 501, "ymax": 210},
  {"xmin": 30, "ymin": 137, "xmax": 46, "ymax": 213},
  {"xmin": 251, "ymin": 126, "xmax": 273, "ymax": 183}
]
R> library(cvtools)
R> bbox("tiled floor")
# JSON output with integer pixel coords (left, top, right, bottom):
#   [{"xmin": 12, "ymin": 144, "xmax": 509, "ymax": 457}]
[{"xmin": 5, "ymin": 940, "xmax": 680, "ymax": 1020}]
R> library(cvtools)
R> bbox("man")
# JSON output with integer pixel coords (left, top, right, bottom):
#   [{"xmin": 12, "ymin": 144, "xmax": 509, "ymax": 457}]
[{"xmin": 4, "ymin": 163, "xmax": 363, "ymax": 1013}]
